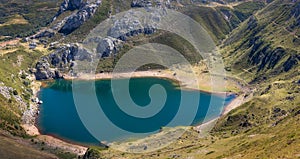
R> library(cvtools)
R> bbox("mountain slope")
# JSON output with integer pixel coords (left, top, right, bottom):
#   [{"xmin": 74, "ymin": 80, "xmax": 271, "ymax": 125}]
[
  {"xmin": 221, "ymin": 0, "xmax": 300, "ymax": 82},
  {"xmin": 0, "ymin": 0, "xmax": 299, "ymax": 159},
  {"xmin": 86, "ymin": 1, "xmax": 300, "ymax": 158}
]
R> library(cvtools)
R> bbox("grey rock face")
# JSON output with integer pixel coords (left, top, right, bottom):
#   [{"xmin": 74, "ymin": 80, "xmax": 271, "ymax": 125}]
[
  {"xmin": 34, "ymin": 44, "xmax": 93, "ymax": 80},
  {"xmin": 0, "ymin": 86, "xmax": 13, "ymax": 99},
  {"xmin": 59, "ymin": 5, "xmax": 96, "ymax": 34},
  {"xmin": 0, "ymin": 85, "xmax": 27, "ymax": 112},
  {"xmin": 31, "ymin": 0, "xmax": 101, "ymax": 39},
  {"xmin": 108, "ymin": 10, "xmax": 160, "ymax": 40},
  {"xmin": 131, "ymin": 0, "xmax": 152, "ymax": 7},
  {"xmin": 96, "ymin": 37, "xmax": 121, "ymax": 58},
  {"xmin": 34, "ymin": 60, "xmax": 57, "ymax": 80},
  {"xmin": 131, "ymin": 0, "xmax": 171, "ymax": 8},
  {"xmin": 56, "ymin": 0, "xmax": 83, "ymax": 18},
  {"xmin": 58, "ymin": 1, "xmax": 101, "ymax": 35}
]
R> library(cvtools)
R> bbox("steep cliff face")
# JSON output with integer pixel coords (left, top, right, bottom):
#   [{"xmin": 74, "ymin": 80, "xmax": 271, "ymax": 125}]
[
  {"xmin": 33, "ymin": 0, "xmax": 102, "ymax": 38},
  {"xmin": 221, "ymin": 0, "xmax": 300, "ymax": 82}
]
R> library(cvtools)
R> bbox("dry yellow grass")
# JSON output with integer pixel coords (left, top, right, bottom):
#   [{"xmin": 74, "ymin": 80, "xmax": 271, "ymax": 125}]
[{"xmin": 0, "ymin": 14, "xmax": 28, "ymax": 27}]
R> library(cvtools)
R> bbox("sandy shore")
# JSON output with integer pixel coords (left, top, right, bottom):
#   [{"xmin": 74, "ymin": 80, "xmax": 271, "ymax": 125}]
[
  {"xmin": 221, "ymin": 94, "xmax": 245, "ymax": 116},
  {"xmin": 63, "ymin": 66, "xmax": 237, "ymax": 95},
  {"xmin": 194, "ymin": 89, "xmax": 253, "ymax": 133},
  {"xmin": 63, "ymin": 70, "xmax": 176, "ymax": 82}
]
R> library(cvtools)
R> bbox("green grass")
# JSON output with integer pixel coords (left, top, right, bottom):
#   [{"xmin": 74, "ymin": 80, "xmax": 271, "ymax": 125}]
[
  {"xmin": 0, "ymin": 133, "xmax": 57, "ymax": 159},
  {"xmin": 0, "ymin": 46, "xmax": 45, "ymax": 136},
  {"xmin": 0, "ymin": 1, "xmax": 299, "ymax": 158},
  {"xmin": 233, "ymin": 1, "xmax": 266, "ymax": 21},
  {"xmin": 93, "ymin": 30, "xmax": 202, "ymax": 73},
  {"xmin": 86, "ymin": 1, "xmax": 300, "ymax": 158},
  {"xmin": 181, "ymin": 6, "xmax": 232, "ymax": 42},
  {"xmin": 0, "ymin": 0, "xmax": 60, "ymax": 39},
  {"xmin": 221, "ymin": 0, "xmax": 300, "ymax": 83}
]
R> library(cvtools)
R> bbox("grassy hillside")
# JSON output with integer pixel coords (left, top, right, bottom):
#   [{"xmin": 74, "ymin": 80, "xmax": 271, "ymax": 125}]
[
  {"xmin": 0, "ymin": 45, "xmax": 45, "ymax": 136},
  {"xmin": 221, "ymin": 0, "xmax": 300, "ymax": 82},
  {"xmin": 0, "ymin": 0, "xmax": 299, "ymax": 159},
  {"xmin": 0, "ymin": 0, "xmax": 60, "ymax": 40},
  {"xmin": 84, "ymin": 1, "xmax": 300, "ymax": 158},
  {"xmin": 59, "ymin": 0, "xmax": 266, "ymax": 73},
  {"xmin": 61, "ymin": 0, "xmax": 265, "ymax": 44},
  {"xmin": 0, "ymin": 131, "xmax": 57, "ymax": 159}
]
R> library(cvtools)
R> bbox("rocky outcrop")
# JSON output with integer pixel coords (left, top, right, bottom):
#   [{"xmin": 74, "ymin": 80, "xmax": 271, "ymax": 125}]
[
  {"xmin": 33, "ymin": 60, "xmax": 60, "ymax": 80},
  {"xmin": 82, "ymin": 145, "xmax": 108, "ymax": 159},
  {"xmin": 82, "ymin": 148, "xmax": 102, "ymax": 159},
  {"xmin": 107, "ymin": 10, "xmax": 159, "ymax": 40},
  {"xmin": 0, "ymin": 85, "xmax": 13, "ymax": 99},
  {"xmin": 131, "ymin": 0, "xmax": 152, "ymax": 7},
  {"xmin": 283, "ymin": 54, "xmax": 300, "ymax": 72},
  {"xmin": 56, "ymin": 0, "xmax": 83, "ymax": 18},
  {"xmin": 96, "ymin": 37, "xmax": 122, "ymax": 58},
  {"xmin": 0, "ymin": 84, "xmax": 27, "ymax": 112},
  {"xmin": 58, "ymin": 1, "xmax": 100, "ymax": 35},
  {"xmin": 33, "ymin": 44, "xmax": 93, "ymax": 80},
  {"xmin": 34, "ymin": 0, "xmax": 101, "ymax": 39},
  {"xmin": 57, "ymin": 0, "xmax": 101, "ymax": 35}
]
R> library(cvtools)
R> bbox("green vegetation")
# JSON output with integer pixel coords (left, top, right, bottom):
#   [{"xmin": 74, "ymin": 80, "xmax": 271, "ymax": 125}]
[
  {"xmin": 87, "ymin": 1, "xmax": 300, "ymax": 158},
  {"xmin": 83, "ymin": 146, "xmax": 108, "ymax": 159},
  {"xmin": 221, "ymin": 0, "xmax": 300, "ymax": 82},
  {"xmin": 233, "ymin": 1, "xmax": 266, "ymax": 21},
  {"xmin": 94, "ymin": 31, "xmax": 201, "ymax": 73},
  {"xmin": 0, "ymin": 0, "xmax": 299, "ymax": 158},
  {"xmin": 0, "ymin": 133, "xmax": 56, "ymax": 159},
  {"xmin": 0, "ymin": 0, "xmax": 59, "ymax": 39},
  {"xmin": 0, "ymin": 46, "xmax": 44, "ymax": 136},
  {"xmin": 180, "ymin": 2, "xmax": 265, "ymax": 43}
]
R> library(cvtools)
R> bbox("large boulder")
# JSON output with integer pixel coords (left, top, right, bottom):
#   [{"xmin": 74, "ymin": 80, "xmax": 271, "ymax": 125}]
[
  {"xmin": 34, "ymin": 60, "xmax": 57, "ymax": 80},
  {"xmin": 96, "ymin": 37, "xmax": 120, "ymax": 58}
]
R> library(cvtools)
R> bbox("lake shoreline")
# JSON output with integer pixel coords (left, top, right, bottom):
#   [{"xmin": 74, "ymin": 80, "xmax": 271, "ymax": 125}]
[
  {"xmin": 62, "ymin": 69, "xmax": 237, "ymax": 96},
  {"xmin": 24, "ymin": 69, "xmax": 248, "ymax": 155},
  {"xmin": 21, "ymin": 80, "xmax": 88, "ymax": 156}
]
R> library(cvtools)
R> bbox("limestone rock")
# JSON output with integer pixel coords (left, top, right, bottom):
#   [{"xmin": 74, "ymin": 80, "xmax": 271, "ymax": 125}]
[
  {"xmin": 96, "ymin": 37, "xmax": 120, "ymax": 58},
  {"xmin": 34, "ymin": 44, "xmax": 93, "ymax": 80},
  {"xmin": 56, "ymin": 0, "xmax": 83, "ymax": 18},
  {"xmin": 58, "ymin": 1, "xmax": 101, "ymax": 35},
  {"xmin": 108, "ymin": 10, "xmax": 160, "ymax": 40},
  {"xmin": 131, "ymin": 0, "xmax": 152, "ymax": 7}
]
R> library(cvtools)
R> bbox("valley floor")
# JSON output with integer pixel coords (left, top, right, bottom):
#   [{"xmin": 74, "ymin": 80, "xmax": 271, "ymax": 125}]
[{"xmin": 23, "ymin": 64, "xmax": 249, "ymax": 156}]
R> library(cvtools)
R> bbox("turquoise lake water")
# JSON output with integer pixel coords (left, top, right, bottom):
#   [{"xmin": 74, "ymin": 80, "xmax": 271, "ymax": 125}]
[{"xmin": 37, "ymin": 78, "xmax": 235, "ymax": 145}]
